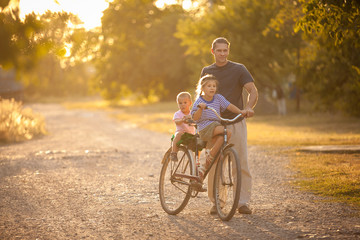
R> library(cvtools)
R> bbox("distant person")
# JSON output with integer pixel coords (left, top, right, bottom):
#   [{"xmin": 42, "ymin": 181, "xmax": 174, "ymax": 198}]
[
  {"xmin": 275, "ymin": 86, "xmax": 286, "ymax": 116},
  {"xmin": 200, "ymin": 37, "xmax": 258, "ymax": 215},
  {"xmin": 191, "ymin": 74, "xmax": 246, "ymax": 181},
  {"xmin": 170, "ymin": 92, "xmax": 196, "ymax": 161}
]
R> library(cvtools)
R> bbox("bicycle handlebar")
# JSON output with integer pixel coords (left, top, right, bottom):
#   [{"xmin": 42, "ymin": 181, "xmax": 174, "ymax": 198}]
[
  {"xmin": 197, "ymin": 105, "xmax": 243, "ymax": 123},
  {"xmin": 184, "ymin": 119, "xmax": 196, "ymax": 125}
]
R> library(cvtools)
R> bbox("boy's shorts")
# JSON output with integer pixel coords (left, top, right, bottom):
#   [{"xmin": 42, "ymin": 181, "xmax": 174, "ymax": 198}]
[{"xmin": 199, "ymin": 121, "xmax": 221, "ymax": 142}]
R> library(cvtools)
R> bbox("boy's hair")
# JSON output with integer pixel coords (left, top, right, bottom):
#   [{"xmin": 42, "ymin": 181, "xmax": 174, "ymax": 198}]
[
  {"xmin": 176, "ymin": 92, "xmax": 192, "ymax": 103},
  {"xmin": 212, "ymin": 37, "xmax": 230, "ymax": 50},
  {"xmin": 195, "ymin": 74, "xmax": 219, "ymax": 98}
]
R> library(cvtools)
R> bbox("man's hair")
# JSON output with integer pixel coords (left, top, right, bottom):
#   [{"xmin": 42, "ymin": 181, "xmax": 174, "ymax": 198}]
[
  {"xmin": 195, "ymin": 74, "xmax": 219, "ymax": 98},
  {"xmin": 176, "ymin": 91, "xmax": 192, "ymax": 103},
  {"xmin": 212, "ymin": 37, "xmax": 230, "ymax": 50}
]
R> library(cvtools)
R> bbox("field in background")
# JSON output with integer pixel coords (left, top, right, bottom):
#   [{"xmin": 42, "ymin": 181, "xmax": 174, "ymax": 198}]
[
  {"xmin": 77, "ymin": 101, "xmax": 359, "ymax": 146},
  {"xmin": 64, "ymin": 100, "xmax": 360, "ymax": 208}
]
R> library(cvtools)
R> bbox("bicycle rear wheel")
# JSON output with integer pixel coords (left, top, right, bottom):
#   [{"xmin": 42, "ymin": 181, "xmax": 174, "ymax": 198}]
[
  {"xmin": 213, "ymin": 147, "xmax": 241, "ymax": 221},
  {"xmin": 159, "ymin": 146, "xmax": 194, "ymax": 215}
]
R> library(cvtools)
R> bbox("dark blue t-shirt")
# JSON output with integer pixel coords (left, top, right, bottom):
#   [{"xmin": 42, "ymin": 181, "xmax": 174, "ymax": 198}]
[{"xmin": 201, "ymin": 61, "xmax": 254, "ymax": 120}]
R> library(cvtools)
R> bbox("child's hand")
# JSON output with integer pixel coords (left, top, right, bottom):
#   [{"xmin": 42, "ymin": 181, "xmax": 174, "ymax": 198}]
[
  {"xmin": 183, "ymin": 115, "xmax": 194, "ymax": 124},
  {"xmin": 198, "ymin": 103, "xmax": 207, "ymax": 110}
]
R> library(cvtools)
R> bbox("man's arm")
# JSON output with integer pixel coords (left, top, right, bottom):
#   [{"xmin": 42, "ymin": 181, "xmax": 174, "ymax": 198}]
[
  {"xmin": 227, "ymin": 104, "xmax": 247, "ymax": 116},
  {"xmin": 243, "ymin": 82, "xmax": 258, "ymax": 118}
]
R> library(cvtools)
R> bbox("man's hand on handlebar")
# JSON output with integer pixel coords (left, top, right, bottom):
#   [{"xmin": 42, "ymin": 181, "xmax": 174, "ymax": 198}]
[
  {"xmin": 243, "ymin": 107, "xmax": 255, "ymax": 118},
  {"xmin": 238, "ymin": 109, "xmax": 248, "ymax": 117}
]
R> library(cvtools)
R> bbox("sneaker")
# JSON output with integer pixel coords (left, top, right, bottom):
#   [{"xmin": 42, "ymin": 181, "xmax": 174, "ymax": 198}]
[
  {"xmin": 238, "ymin": 205, "xmax": 252, "ymax": 214},
  {"xmin": 170, "ymin": 152, "xmax": 178, "ymax": 162},
  {"xmin": 209, "ymin": 205, "xmax": 217, "ymax": 215}
]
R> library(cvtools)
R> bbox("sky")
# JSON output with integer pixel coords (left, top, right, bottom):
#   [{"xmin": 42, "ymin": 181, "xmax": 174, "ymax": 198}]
[
  {"xmin": 19, "ymin": 0, "xmax": 110, "ymax": 30},
  {"xmin": 18, "ymin": 0, "xmax": 196, "ymax": 30}
]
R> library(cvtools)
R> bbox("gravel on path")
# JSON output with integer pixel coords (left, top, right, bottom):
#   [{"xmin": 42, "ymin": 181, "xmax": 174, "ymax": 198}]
[{"xmin": 0, "ymin": 103, "xmax": 359, "ymax": 239}]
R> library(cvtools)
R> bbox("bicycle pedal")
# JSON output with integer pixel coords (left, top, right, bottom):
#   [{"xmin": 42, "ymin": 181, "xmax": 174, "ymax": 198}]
[
  {"xmin": 198, "ymin": 186, "xmax": 207, "ymax": 192},
  {"xmin": 191, "ymin": 182, "xmax": 207, "ymax": 192}
]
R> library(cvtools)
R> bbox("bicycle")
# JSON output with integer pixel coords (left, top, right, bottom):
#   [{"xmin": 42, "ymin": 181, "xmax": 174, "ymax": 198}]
[{"xmin": 159, "ymin": 106, "xmax": 242, "ymax": 221}]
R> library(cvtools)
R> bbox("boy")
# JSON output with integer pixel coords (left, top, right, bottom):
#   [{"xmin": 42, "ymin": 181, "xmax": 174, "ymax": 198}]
[{"xmin": 170, "ymin": 92, "xmax": 196, "ymax": 161}]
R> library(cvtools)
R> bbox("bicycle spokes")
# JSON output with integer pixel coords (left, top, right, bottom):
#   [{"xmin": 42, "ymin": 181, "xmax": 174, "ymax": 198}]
[
  {"xmin": 214, "ymin": 147, "xmax": 241, "ymax": 221},
  {"xmin": 159, "ymin": 147, "xmax": 194, "ymax": 215},
  {"xmin": 220, "ymin": 157, "xmax": 234, "ymax": 187}
]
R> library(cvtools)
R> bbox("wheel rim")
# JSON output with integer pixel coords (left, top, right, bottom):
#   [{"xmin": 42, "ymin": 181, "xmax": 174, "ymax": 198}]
[
  {"xmin": 214, "ymin": 148, "xmax": 241, "ymax": 221},
  {"xmin": 159, "ymin": 147, "xmax": 193, "ymax": 214}
]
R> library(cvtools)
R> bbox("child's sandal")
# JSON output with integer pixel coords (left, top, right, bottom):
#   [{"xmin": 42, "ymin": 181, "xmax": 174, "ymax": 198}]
[
  {"xmin": 197, "ymin": 152, "xmax": 214, "ymax": 182},
  {"xmin": 204, "ymin": 152, "xmax": 214, "ymax": 169},
  {"xmin": 198, "ymin": 165, "xmax": 206, "ymax": 182}
]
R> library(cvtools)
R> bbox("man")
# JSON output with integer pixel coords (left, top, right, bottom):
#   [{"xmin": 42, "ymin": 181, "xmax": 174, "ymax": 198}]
[{"xmin": 200, "ymin": 37, "xmax": 258, "ymax": 214}]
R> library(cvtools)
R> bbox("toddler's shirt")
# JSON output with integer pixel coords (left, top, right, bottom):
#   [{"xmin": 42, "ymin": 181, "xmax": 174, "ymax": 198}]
[{"xmin": 173, "ymin": 110, "xmax": 195, "ymax": 134}]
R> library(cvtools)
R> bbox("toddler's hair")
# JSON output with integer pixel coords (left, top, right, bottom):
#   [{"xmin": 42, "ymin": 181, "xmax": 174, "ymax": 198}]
[
  {"xmin": 195, "ymin": 74, "xmax": 219, "ymax": 98},
  {"xmin": 176, "ymin": 92, "xmax": 192, "ymax": 103}
]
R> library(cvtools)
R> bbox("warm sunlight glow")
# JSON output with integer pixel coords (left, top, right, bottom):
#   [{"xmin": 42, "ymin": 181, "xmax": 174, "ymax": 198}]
[
  {"xmin": 19, "ymin": 0, "xmax": 109, "ymax": 30},
  {"xmin": 155, "ymin": 0, "xmax": 177, "ymax": 9},
  {"xmin": 64, "ymin": 43, "xmax": 72, "ymax": 57},
  {"xmin": 182, "ymin": 0, "xmax": 192, "ymax": 10},
  {"xmin": 154, "ymin": 0, "xmax": 199, "ymax": 11},
  {"xmin": 182, "ymin": 0, "xmax": 199, "ymax": 10}
]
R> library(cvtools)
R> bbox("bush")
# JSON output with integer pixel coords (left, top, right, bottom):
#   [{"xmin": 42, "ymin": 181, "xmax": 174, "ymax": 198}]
[{"xmin": 0, "ymin": 98, "xmax": 47, "ymax": 143}]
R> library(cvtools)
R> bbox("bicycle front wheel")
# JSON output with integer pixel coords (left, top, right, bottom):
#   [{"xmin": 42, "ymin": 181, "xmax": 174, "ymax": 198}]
[
  {"xmin": 213, "ymin": 147, "xmax": 241, "ymax": 221},
  {"xmin": 159, "ymin": 146, "xmax": 194, "ymax": 215}
]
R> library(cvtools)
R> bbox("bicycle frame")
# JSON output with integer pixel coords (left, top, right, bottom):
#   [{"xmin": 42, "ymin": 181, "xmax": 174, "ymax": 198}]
[
  {"xmin": 159, "ymin": 106, "xmax": 243, "ymax": 219},
  {"xmin": 170, "ymin": 107, "xmax": 242, "ymax": 188}
]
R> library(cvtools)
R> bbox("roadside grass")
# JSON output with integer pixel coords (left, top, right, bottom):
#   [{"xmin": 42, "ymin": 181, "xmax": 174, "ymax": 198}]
[
  {"xmin": 0, "ymin": 98, "xmax": 47, "ymax": 143},
  {"xmin": 64, "ymin": 100, "xmax": 360, "ymax": 207},
  {"xmin": 105, "ymin": 101, "xmax": 360, "ymax": 146},
  {"xmin": 246, "ymin": 114, "xmax": 360, "ymax": 146},
  {"xmin": 290, "ymin": 152, "xmax": 360, "ymax": 207}
]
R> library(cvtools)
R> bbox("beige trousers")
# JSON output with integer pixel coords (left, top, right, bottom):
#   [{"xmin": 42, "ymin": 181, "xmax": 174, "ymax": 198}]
[{"xmin": 207, "ymin": 120, "xmax": 252, "ymax": 207}]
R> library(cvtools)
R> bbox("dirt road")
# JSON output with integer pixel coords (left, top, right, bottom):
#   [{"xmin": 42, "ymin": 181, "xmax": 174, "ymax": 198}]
[{"xmin": 0, "ymin": 104, "xmax": 359, "ymax": 239}]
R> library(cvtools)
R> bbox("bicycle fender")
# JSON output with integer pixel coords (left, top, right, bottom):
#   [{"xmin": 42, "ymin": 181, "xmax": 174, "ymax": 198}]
[{"xmin": 161, "ymin": 147, "xmax": 172, "ymax": 164}]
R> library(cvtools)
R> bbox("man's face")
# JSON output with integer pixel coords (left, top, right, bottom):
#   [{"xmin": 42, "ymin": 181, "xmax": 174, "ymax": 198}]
[{"xmin": 212, "ymin": 43, "xmax": 229, "ymax": 66}]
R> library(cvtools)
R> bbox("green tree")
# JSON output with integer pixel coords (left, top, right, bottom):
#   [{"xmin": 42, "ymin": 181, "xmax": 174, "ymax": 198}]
[
  {"xmin": 21, "ymin": 11, "xmax": 91, "ymax": 98},
  {"xmin": 296, "ymin": 0, "xmax": 360, "ymax": 116},
  {"xmin": 176, "ymin": 0, "xmax": 294, "ymax": 96},
  {"xmin": 0, "ymin": 6, "xmax": 48, "ymax": 70},
  {"xmin": 262, "ymin": 0, "xmax": 304, "ymax": 111},
  {"xmin": 177, "ymin": 0, "xmax": 360, "ymax": 116},
  {"xmin": 1, "ymin": 1, "xmax": 92, "ymax": 99},
  {"xmin": 98, "ymin": 0, "xmax": 190, "ymax": 101},
  {"xmin": 141, "ymin": 5, "xmax": 192, "ymax": 100}
]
